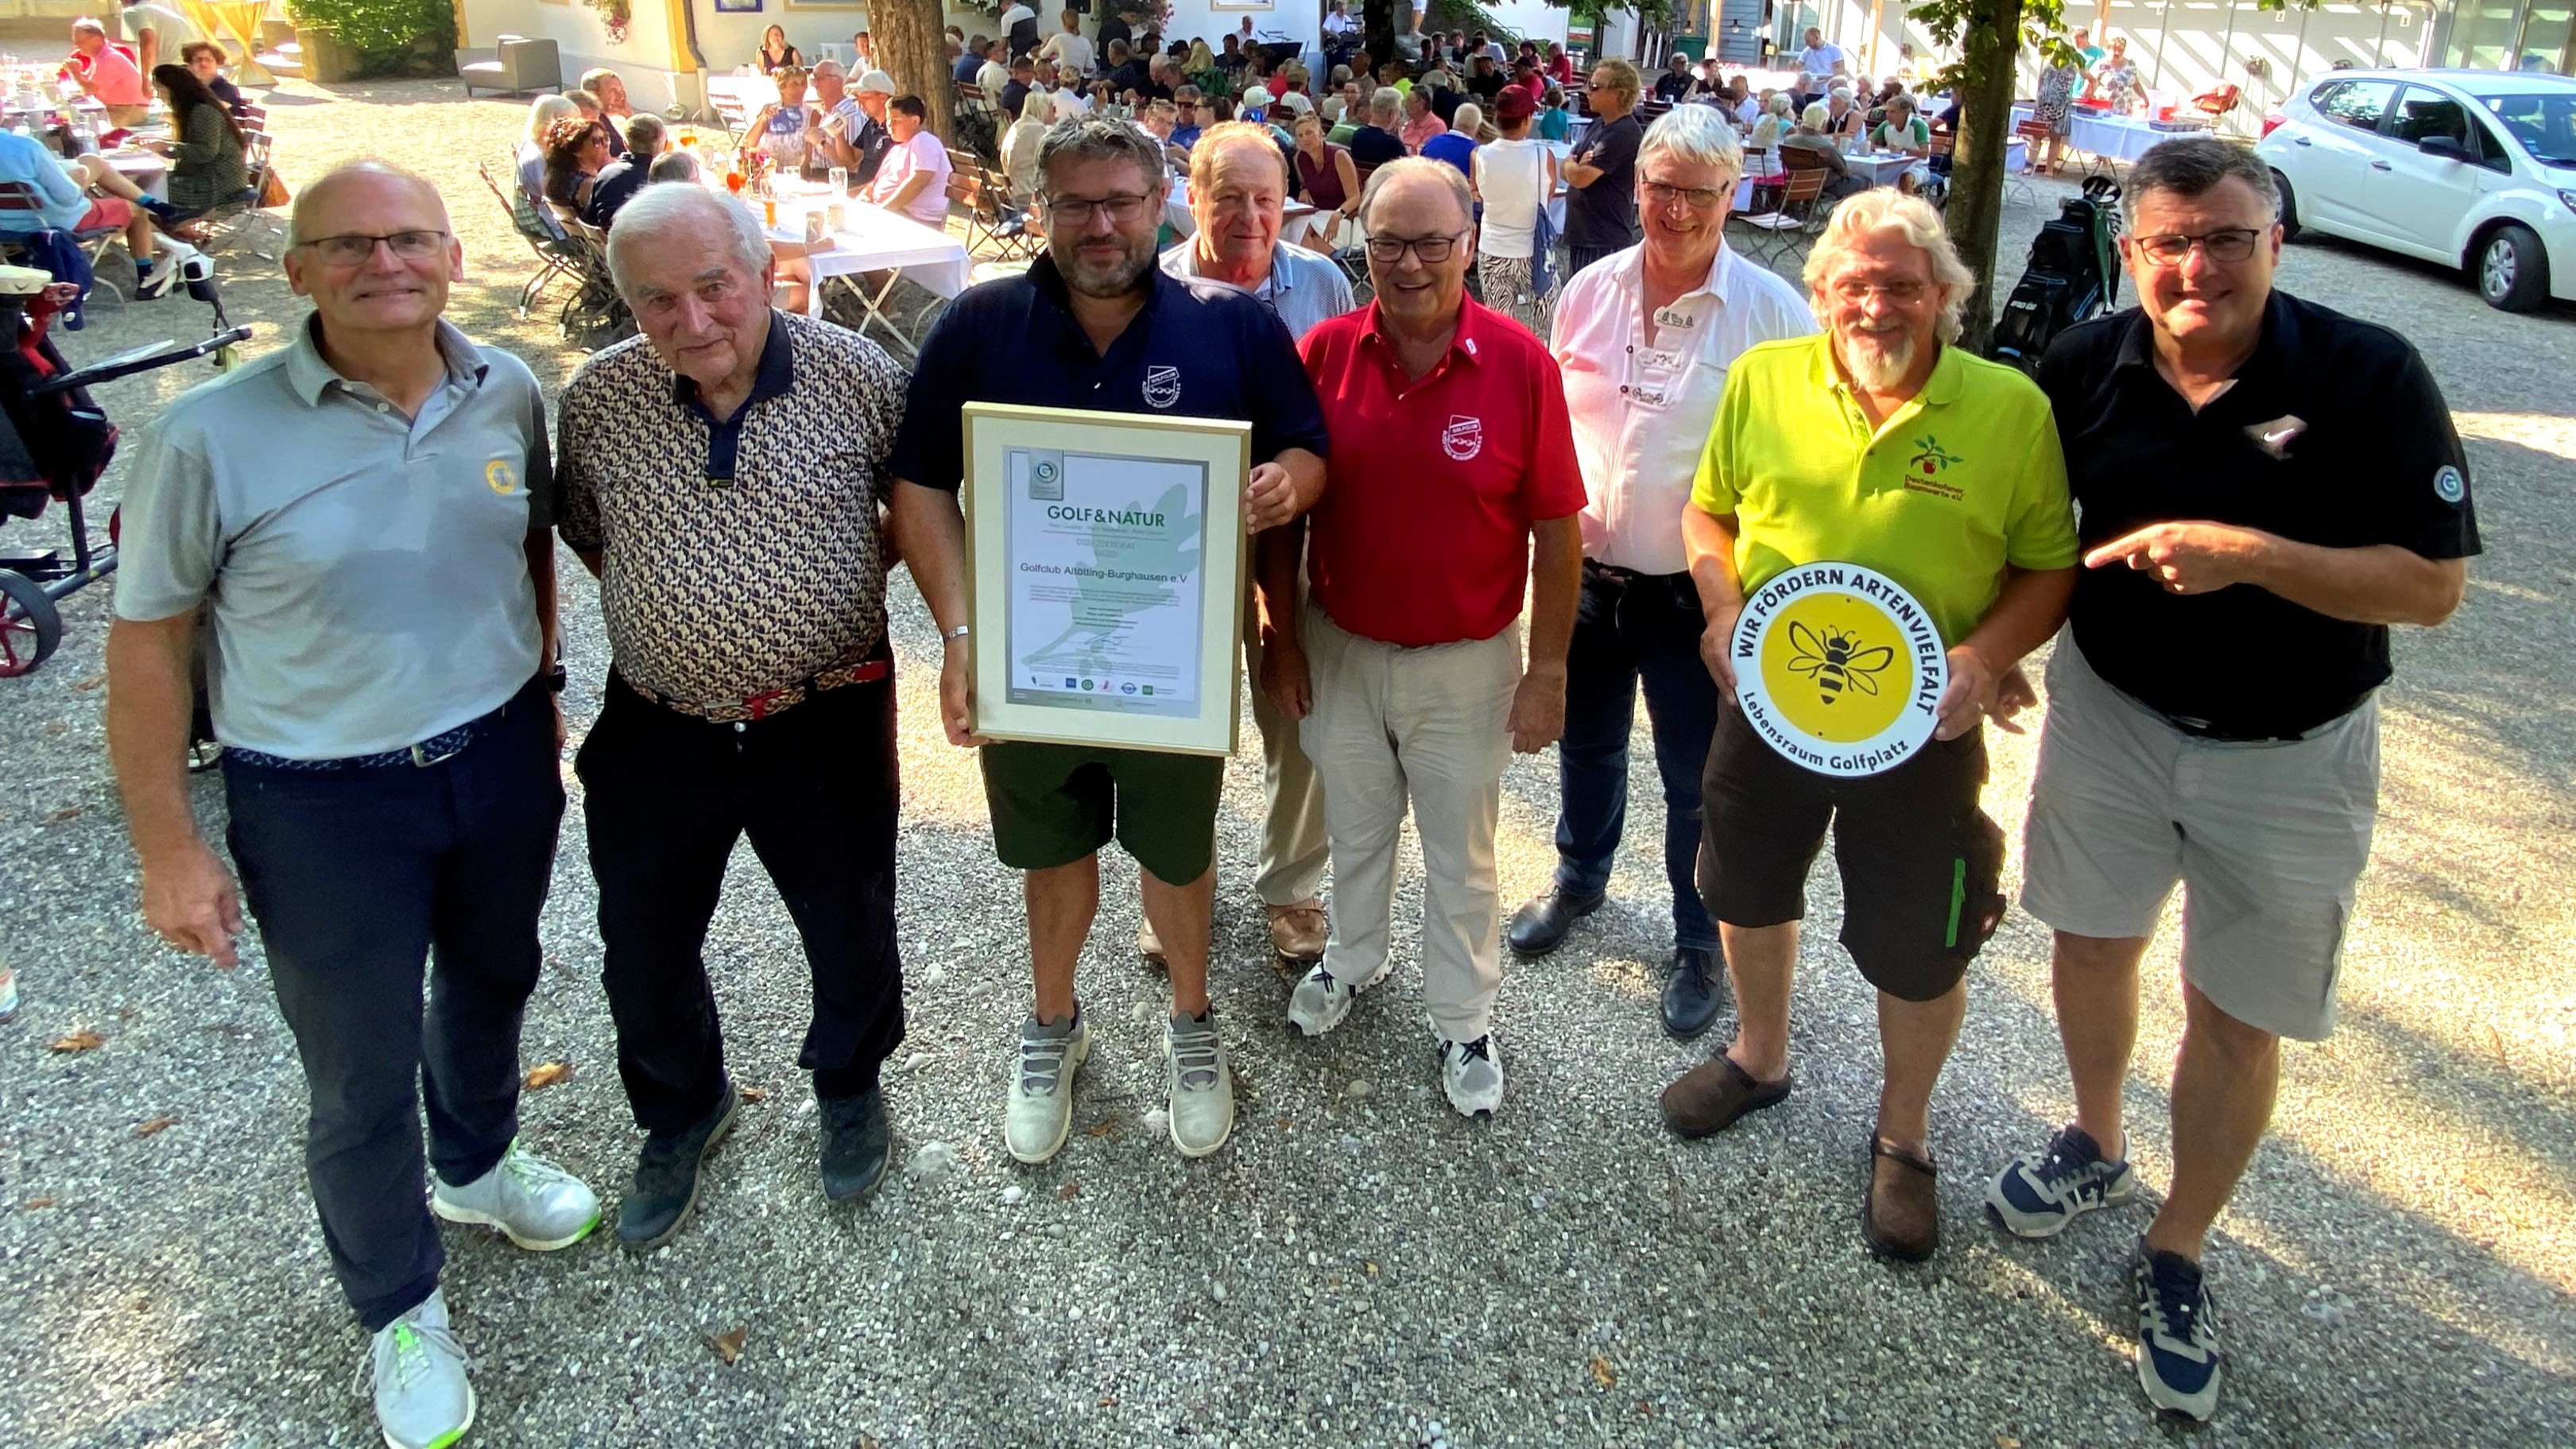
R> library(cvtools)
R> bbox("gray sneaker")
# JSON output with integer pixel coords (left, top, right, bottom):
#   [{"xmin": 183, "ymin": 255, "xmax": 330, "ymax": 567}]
[
  {"xmin": 431, "ymin": 1140, "xmax": 602, "ymax": 1251},
  {"xmin": 358, "ymin": 1288, "xmax": 473, "ymax": 1449},
  {"xmin": 1164, "ymin": 1009, "xmax": 1234, "ymax": 1157},
  {"xmin": 1003, "ymin": 1012, "xmax": 1090, "ymax": 1164}
]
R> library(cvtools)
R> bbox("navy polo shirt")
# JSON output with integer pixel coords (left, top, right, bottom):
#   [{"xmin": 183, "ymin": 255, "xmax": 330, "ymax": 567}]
[
  {"xmin": 2038, "ymin": 290, "xmax": 2480, "ymax": 738},
  {"xmin": 891, "ymin": 252, "xmax": 1329, "ymax": 492}
]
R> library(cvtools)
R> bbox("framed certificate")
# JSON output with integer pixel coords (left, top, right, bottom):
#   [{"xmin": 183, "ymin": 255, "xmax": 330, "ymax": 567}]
[{"xmin": 962, "ymin": 402, "xmax": 1250, "ymax": 757}]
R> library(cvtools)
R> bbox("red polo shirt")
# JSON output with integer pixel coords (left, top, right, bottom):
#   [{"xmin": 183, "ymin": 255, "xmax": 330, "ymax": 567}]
[{"xmin": 1300, "ymin": 298, "xmax": 1586, "ymax": 647}]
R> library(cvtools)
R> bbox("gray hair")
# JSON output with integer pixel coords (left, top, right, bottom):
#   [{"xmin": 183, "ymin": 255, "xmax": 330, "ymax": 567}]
[
  {"xmin": 71, "ymin": 17, "xmax": 105, "ymax": 36},
  {"xmin": 1803, "ymin": 189, "xmax": 1978, "ymax": 343},
  {"xmin": 1369, "ymin": 85, "xmax": 1402, "ymax": 122},
  {"xmin": 812, "ymin": 58, "xmax": 846, "ymax": 79},
  {"xmin": 1800, "ymin": 101, "xmax": 1829, "ymax": 130},
  {"xmin": 1358, "ymin": 155, "xmax": 1474, "ymax": 233},
  {"xmin": 1829, "ymin": 84, "xmax": 1854, "ymax": 103},
  {"xmin": 1034, "ymin": 113, "xmax": 1167, "ymax": 196},
  {"xmin": 606, "ymin": 184, "xmax": 770, "ymax": 300},
  {"xmin": 2122, "ymin": 136, "xmax": 2279, "ymax": 229},
  {"xmin": 1451, "ymin": 103, "xmax": 1484, "ymax": 135},
  {"xmin": 645, "ymin": 149, "xmax": 700, "ymax": 184},
  {"xmin": 1640, "ymin": 103, "xmax": 1745, "ymax": 189}
]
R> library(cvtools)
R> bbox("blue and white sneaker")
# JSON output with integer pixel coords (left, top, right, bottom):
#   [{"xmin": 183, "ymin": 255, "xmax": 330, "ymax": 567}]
[
  {"xmin": 2132, "ymin": 1236, "xmax": 2223, "ymax": 1421},
  {"xmin": 1985, "ymin": 1124, "xmax": 2137, "ymax": 1238}
]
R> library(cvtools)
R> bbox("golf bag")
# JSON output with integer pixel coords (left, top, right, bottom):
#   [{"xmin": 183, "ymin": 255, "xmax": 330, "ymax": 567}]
[{"xmin": 1991, "ymin": 176, "xmax": 2121, "ymax": 376}]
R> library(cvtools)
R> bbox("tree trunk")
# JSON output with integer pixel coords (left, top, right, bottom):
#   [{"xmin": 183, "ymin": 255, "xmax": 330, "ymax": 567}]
[
  {"xmin": 1365, "ymin": 0, "xmax": 1396, "ymax": 72},
  {"xmin": 874, "ymin": 0, "xmax": 952, "ymax": 142},
  {"xmin": 1947, "ymin": 0, "xmax": 2025, "ymax": 357}
]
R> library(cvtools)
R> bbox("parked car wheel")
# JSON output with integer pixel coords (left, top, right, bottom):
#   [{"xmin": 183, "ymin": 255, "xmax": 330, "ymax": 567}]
[
  {"xmin": 2269, "ymin": 170, "xmax": 2302, "ymax": 242},
  {"xmin": 2476, "ymin": 223, "xmax": 2551, "ymax": 312}
]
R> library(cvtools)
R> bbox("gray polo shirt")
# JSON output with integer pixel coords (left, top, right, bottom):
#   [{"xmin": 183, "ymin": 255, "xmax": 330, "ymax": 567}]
[
  {"xmin": 1159, "ymin": 238, "xmax": 1355, "ymax": 343},
  {"xmin": 114, "ymin": 316, "xmax": 554, "ymax": 760}
]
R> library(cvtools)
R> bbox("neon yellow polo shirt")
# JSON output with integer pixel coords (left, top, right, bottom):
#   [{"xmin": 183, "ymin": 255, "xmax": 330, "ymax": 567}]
[{"xmin": 1690, "ymin": 335, "xmax": 2078, "ymax": 645}]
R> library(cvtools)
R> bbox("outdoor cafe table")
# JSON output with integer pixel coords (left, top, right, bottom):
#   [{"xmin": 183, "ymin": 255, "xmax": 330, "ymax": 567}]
[
  {"xmin": 757, "ymin": 187, "xmax": 971, "ymax": 355},
  {"xmin": 2011, "ymin": 103, "xmax": 2167, "ymax": 167}
]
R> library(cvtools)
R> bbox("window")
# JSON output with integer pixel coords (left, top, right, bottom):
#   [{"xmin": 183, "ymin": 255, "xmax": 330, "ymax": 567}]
[
  {"xmin": 2478, "ymin": 91, "xmax": 2576, "ymax": 167},
  {"xmin": 2388, "ymin": 86, "xmax": 2512, "ymax": 172},
  {"xmin": 2313, "ymin": 79, "xmax": 2398, "ymax": 132}
]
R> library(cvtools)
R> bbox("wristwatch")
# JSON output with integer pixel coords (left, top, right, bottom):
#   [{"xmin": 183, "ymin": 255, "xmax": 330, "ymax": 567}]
[{"xmin": 544, "ymin": 663, "xmax": 569, "ymax": 693}]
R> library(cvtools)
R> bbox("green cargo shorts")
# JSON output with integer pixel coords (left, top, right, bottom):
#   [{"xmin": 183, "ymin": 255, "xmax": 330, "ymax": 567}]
[{"xmin": 978, "ymin": 742, "xmax": 1226, "ymax": 885}]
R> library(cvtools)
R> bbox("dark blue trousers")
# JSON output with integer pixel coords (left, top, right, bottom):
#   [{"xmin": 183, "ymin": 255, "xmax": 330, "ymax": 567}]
[
  {"xmin": 223, "ymin": 681, "xmax": 564, "ymax": 1332},
  {"xmin": 1551, "ymin": 560, "xmax": 1721, "ymax": 951}
]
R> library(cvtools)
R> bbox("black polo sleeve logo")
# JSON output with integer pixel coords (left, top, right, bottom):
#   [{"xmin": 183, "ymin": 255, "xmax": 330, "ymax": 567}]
[{"xmin": 2435, "ymin": 465, "xmax": 2466, "ymax": 505}]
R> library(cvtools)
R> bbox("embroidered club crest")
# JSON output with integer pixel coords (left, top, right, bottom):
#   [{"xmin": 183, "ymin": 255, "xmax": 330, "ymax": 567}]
[
  {"xmin": 1143, "ymin": 365, "xmax": 1182, "ymax": 409},
  {"xmin": 1443, "ymin": 415, "xmax": 1483, "ymax": 461}
]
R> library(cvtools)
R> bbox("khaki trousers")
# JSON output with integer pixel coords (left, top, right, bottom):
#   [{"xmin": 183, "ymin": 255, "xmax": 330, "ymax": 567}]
[
  {"xmin": 1243, "ymin": 605, "xmax": 1330, "ymax": 905},
  {"xmin": 1297, "ymin": 606, "xmax": 1519, "ymax": 1043}
]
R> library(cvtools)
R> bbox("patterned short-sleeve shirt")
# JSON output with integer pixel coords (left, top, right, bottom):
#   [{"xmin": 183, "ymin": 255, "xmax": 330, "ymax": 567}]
[{"xmin": 556, "ymin": 309, "xmax": 907, "ymax": 706}]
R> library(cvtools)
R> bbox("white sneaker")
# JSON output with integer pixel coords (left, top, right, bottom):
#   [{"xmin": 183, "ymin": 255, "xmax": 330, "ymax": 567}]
[
  {"xmin": 431, "ymin": 1140, "xmax": 602, "ymax": 1251},
  {"xmin": 1002, "ymin": 1013, "xmax": 1090, "ymax": 1164},
  {"xmin": 1286, "ymin": 957, "xmax": 1394, "ymax": 1038},
  {"xmin": 359, "ymin": 1288, "xmax": 473, "ymax": 1449},
  {"xmin": 1439, "ymin": 1034, "xmax": 1503, "ymax": 1117},
  {"xmin": 1164, "ymin": 1010, "xmax": 1234, "ymax": 1157}
]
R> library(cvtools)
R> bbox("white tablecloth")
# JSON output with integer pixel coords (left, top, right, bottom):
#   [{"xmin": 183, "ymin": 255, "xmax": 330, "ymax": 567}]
[
  {"xmin": 765, "ymin": 192, "xmax": 971, "ymax": 314},
  {"xmin": 2011, "ymin": 104, "xmax": 2164, "ymax": 165}
]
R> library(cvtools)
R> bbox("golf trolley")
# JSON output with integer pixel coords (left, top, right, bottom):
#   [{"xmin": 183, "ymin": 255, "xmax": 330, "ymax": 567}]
[
  {"xmin": 0, "ymin": 258, "xmax": 249, "ymax": 676},
  {"xmin": 1991, "ymin": 176, "xmax": 2124, "ymax": 378}
]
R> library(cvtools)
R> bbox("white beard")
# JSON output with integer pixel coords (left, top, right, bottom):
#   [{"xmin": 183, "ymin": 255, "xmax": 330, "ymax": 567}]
[{"xmin": 1838, "ymin": 328, "xmax": 1915, "ymax": 390}]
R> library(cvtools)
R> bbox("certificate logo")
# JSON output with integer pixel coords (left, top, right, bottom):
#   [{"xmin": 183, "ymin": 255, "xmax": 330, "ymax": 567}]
[
  {"xmin": 1063, "ymin": 676, "xmax": 1079, "ymax": 688},
  {"xmin": 1143, "ymin": 365, "xmax": 1183, "ymax": 409},
  {"xmin": 1028, "ymin": 453, "xmax": 1063, "ymax": 501},
  {"xmin": 1082, "ymin": 678, "xmax": 1094, "ymax": 691},
  {"xmin": 1731, "ymin": 562, "xmax": 1947, "ymax": 777},
  {"xmin": 1121, "ymin": 682, "xmax": 1137, "ymax": 694},
  {"xmin": 1442, "ymin": 415, "xmax": 1483, "ymax": 461}
]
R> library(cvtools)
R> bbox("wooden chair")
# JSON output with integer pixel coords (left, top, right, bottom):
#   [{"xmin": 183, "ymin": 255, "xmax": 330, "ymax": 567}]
[
  {"xmin": 476, "ymin": 157, "xmax": 585, "ymax": 320},
  {"xmin": 1728, "ymin": 166, "xmax": 1829, "ymax": 273},
  {"xmin": 1923, "ymin": 133, "xmax": 1954, "ymax": 209},
  {"xmin": 945, "ymin": 157, "xmax": 1036, "ymax": 260}
]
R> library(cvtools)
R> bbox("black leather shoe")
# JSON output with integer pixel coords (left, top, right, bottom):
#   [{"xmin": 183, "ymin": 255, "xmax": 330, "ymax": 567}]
[
  {"xmin": 1505, "ymin": 886, "xmax": 1604, "ymax": 958},
  {"xmin": 819, "ymin": 1085, "xmax": 892, "ymax": 1203},
  {"xmin": 1660, "ymin": 945, "xmax": 1726, "ymax": 1040},
  {"xmin": 617, "ymin": 1081, "xmax": 739, "ymax": 1253}
]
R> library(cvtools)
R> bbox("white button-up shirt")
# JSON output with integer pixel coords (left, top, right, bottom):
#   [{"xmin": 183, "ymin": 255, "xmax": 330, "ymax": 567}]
[{"xmin": 1549, "ymin": 241, "xmax": 1816, "ymax": 575}]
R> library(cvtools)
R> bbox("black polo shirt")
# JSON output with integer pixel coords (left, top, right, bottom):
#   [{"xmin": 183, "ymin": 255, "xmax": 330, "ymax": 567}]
[
  {"xmin": 890, "ymin": 252, "xmax": 1330, "ymax": 493},
  {"xmin": 2037, "ymin": 291, "xmax": 2479, "ymax": 738},
  {"xmin": 1350, "ymin": 124, "xmax": 1406, "ymax": 166}
]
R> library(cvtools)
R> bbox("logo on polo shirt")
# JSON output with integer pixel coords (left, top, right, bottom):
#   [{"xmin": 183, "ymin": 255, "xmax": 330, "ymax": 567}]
[
  {"xmin": 1144, "ymin": 365, "xmax": 1183, "ymax": 409},
  {"xmin": 1442, "ymin": 415, "xmax": 1484, "ymax": 461},
  {"xmin": 2435, "ymin": 465, "xmax": 2466, "ymax": 504},
  {"xmin": 1732, "ymin": 563, "xmax": 1947, "ymax": 777},
  {"xmin": 485, "ymin": 459, "xmax": 519, "ymax": 495},
  {"xmin": 1901, "ymin": 435, "xmax": 1964, "ymax": 501}
]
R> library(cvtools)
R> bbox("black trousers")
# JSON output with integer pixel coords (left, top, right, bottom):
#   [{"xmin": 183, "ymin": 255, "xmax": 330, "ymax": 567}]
[
  {"xmin": 1567, "ymin": 242, "xmax": 1631, "ymax": 280},
  {"xmin": 223, "ymin": 680, "xmax": 563, "ymax": 1332},
  {"xmin": 576, "ymin": 672, "xmax": 905, "ymax": 1137}
]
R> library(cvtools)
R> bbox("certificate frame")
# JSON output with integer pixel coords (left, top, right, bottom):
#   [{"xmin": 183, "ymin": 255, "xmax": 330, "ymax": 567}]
[{"xmin": 963, "ymin": 401, "xmax": 1250, "ymax": 757}]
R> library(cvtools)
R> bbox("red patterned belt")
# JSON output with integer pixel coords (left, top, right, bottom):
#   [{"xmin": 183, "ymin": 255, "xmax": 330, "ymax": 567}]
[{"xmin": 625, "ymin": 650, "xmax": 891, "ymax": 724}]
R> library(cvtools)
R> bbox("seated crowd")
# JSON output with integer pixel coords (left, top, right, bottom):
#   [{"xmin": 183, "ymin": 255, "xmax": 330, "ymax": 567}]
[{"xmin": 0, "ymin": 17, "xmax": 263, "ymax": 295}]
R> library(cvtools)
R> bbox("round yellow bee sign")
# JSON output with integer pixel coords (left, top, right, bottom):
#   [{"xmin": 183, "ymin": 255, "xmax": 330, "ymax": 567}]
[{"xmin": 1730, "ymin": 562, "xmax": 1948, "ymax": 777}]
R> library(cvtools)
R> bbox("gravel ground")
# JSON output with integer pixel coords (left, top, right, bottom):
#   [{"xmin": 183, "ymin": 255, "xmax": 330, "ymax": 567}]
[{"xmin": 2, "ymin": 76, "xmax": 2573, "ymax": 1449}]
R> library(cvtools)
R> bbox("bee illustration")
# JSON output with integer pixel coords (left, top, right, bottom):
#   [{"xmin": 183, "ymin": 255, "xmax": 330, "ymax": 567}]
[{"xmin": 1787, "ymin": 622, "xmax": 1895, "ymax": 704}]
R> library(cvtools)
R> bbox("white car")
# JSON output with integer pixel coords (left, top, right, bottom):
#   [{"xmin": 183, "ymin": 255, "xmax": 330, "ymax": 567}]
[{"xmin": 2256, "ymin": 68, "xmax": 2576, "ymax": 312}]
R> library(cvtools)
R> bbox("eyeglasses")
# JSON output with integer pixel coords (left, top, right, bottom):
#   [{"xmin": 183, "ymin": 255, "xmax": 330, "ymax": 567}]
[
  {"xmin": 1042, "ymin": 192, "xmax": 1155, "ymax": 225},
  {"xmin": 1642, "ymin": 180, "xmax": 1726, "ymax": 209},
  {"xmin": 1828, "ymin": 278, "xmax": 1929, "ymax": 304},
  {"xmin": 2131, "ymin": 227, "xmax": 2263, "ymax": 265},
  {"xmin": 299, "ymin": 230, "xmax": 450, "ymax": 265},
  {"xmin": 1364, "ymin": 231, "xmax": 1467, "ymax": 264}
]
